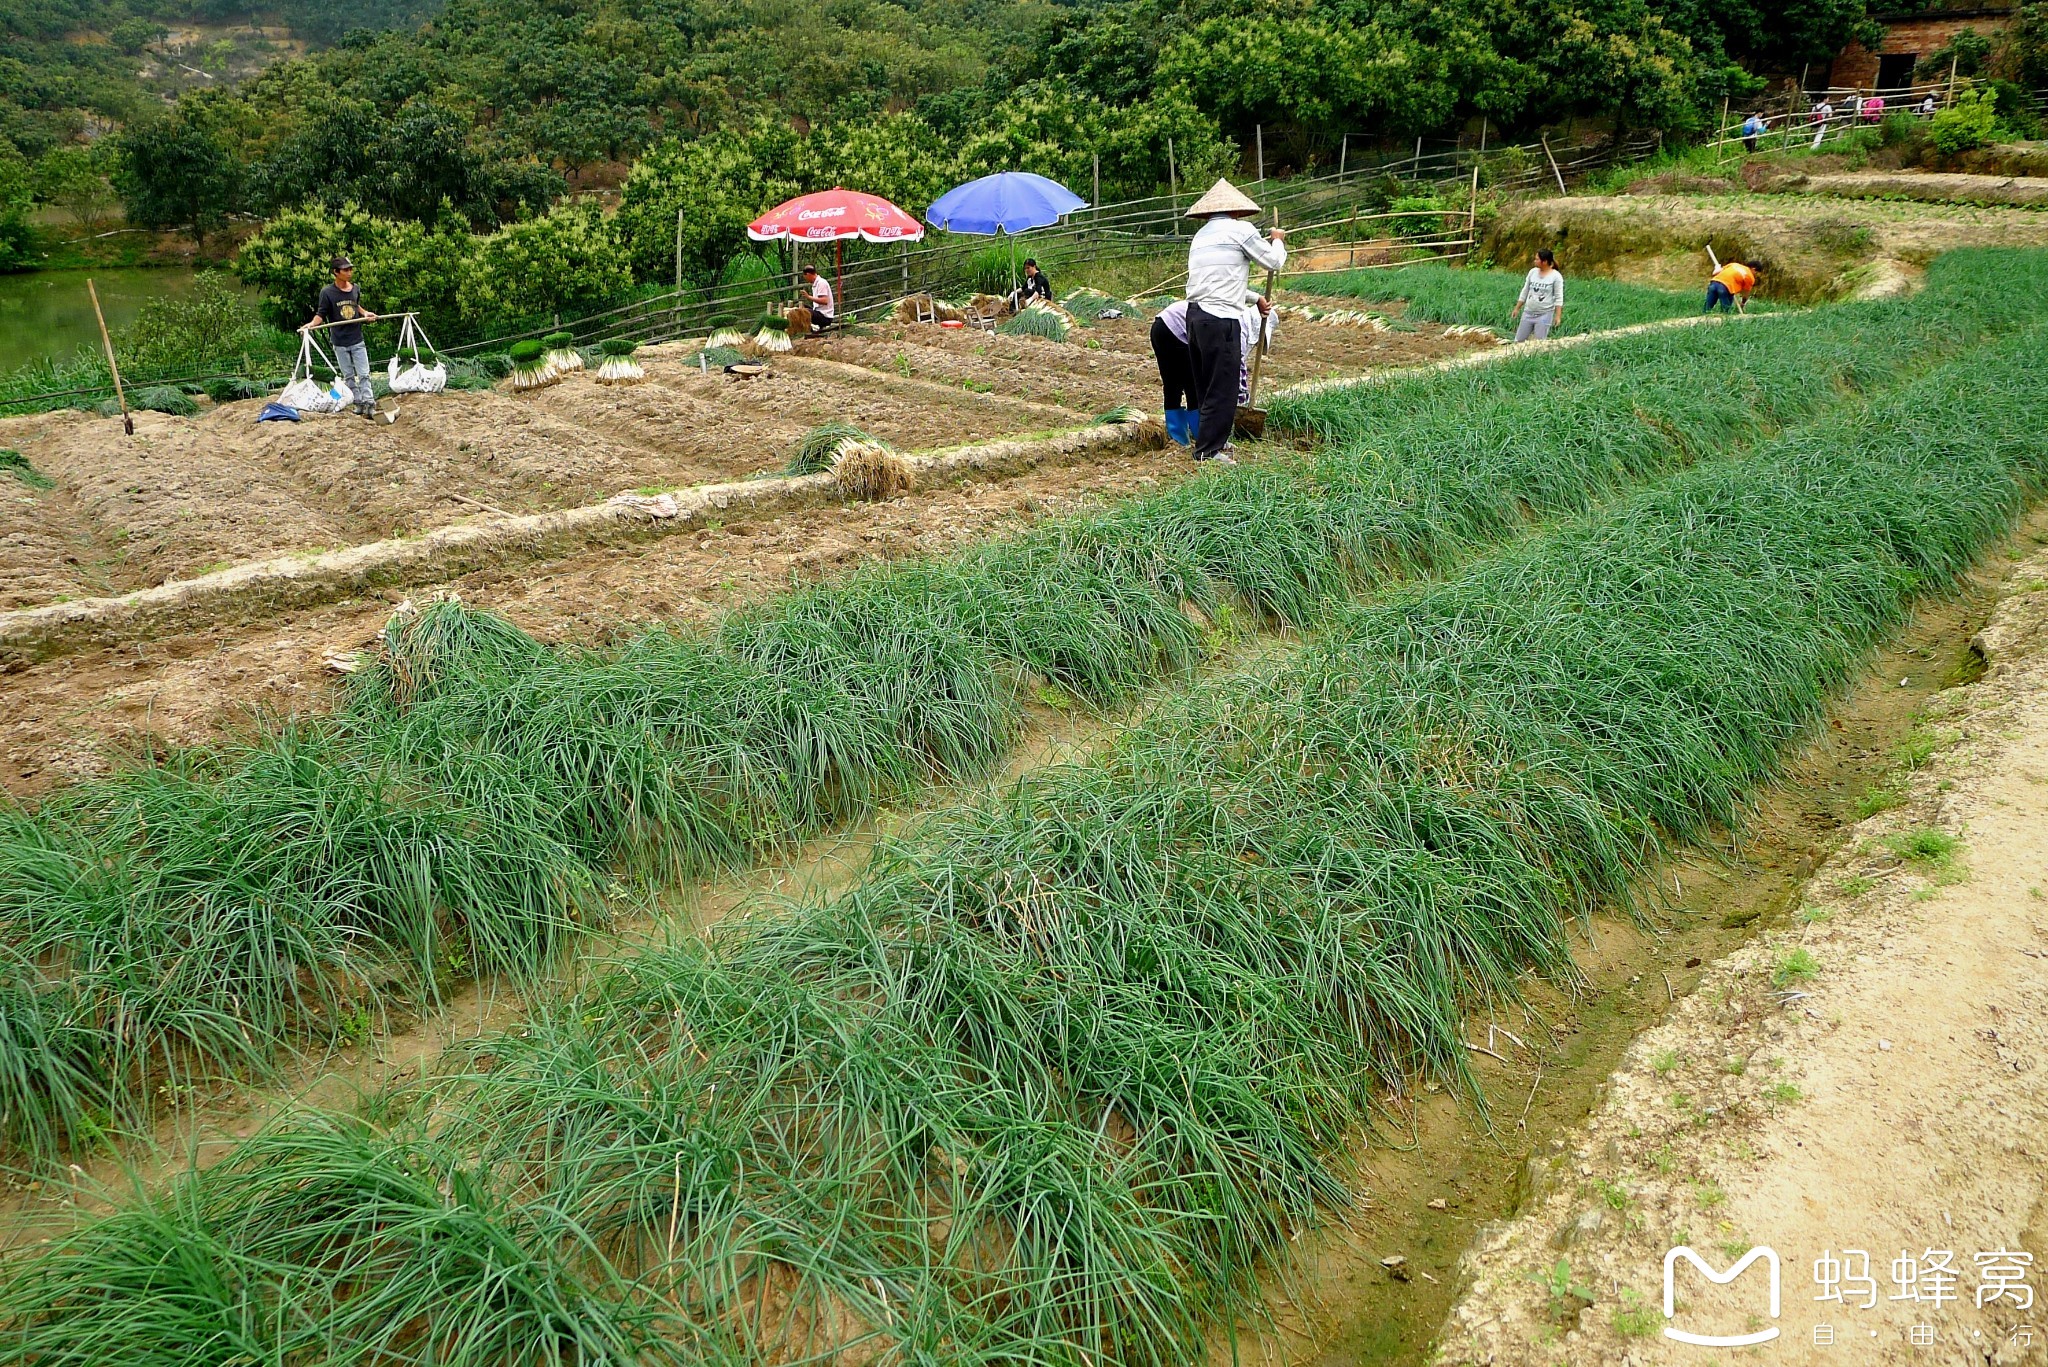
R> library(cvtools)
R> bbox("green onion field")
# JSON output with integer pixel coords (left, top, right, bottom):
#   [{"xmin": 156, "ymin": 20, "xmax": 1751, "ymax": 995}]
[{"xmin": 0, "ymin": 249, "xmax": 2044, "ymax": 1362}]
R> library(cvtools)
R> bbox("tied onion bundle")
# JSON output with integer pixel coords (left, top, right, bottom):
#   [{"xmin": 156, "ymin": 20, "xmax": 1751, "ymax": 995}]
[
  {"xmin": 506, "ymin": 339, "xmax": 558, "ymax": 390},
  {"xmin": 593, "ymin": 338, "xmax": 645, "ymax": 384},
  {"xmin": 543, "ymin": 330, "xmax": 584, "ymax": 374},
  {"xmin": 753, "ymin": 312, "xmax": 793, "ymax": 353}
]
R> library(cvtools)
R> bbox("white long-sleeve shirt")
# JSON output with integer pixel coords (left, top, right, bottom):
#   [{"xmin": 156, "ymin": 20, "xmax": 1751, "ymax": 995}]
[{"xmin": 1186, "ymin": 217, "xmax": 1286, "ymax": 340}]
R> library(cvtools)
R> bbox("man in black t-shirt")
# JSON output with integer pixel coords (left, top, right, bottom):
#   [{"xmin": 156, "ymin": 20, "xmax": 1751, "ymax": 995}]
[
  {"xmin": 301, "ymin": 254, "xmax": 380, "ymax": 418},
  {"xmin": 1005, "ymin": 258, "xmax": 1053, "ymax": 311}
]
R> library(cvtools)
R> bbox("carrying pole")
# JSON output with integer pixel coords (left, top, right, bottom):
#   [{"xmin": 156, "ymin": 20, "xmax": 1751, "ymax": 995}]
[{"xmin": 87, "ymin": 278, "xmax": 132, "ymax": 436}]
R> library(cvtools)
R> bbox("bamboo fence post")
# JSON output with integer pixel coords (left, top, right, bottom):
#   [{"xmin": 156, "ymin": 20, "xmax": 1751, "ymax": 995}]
[
  {"xmin": 1167, "ymin": 137, "xmax": 1178, "ymax": 234},
  {"xmin": 1465, "ymin": 160, "xmax": 1480, "ymax": 266},
  {"xmin": 1717, "ymin": 95, "xmax": 1730, "ymax": 162},
  {"xmin": 1256, "ymin": 124, "xmax": 1264, "ymax": 182},
  {"xmin": 87, "ymin": 278, "xmax": 132, "ymax": 436},
  {"xmin": 1541, "ymin": 134, "xmax": 1568, "ymax": 195},
  {"xmin": 1339, "ymin": 133, "xmax": 1348, "ymax": 181},
  {"xmin": 1092, "ymin": 153, "xmax": 1100, "ymax": 222}
]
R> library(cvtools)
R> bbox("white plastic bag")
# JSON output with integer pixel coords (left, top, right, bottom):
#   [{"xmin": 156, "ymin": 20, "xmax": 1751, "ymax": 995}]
[
  {"xmin": 282, "ymin": 333, "xmax": 350, "ymax": 413},
  {"xmin": 385, "ymin": 315, "xmax": 446, "ymax": 394}
]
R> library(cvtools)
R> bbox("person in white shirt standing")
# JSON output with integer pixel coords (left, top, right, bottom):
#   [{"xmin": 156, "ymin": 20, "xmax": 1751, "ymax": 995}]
[
  {"xmin": 1509, "ymin": 248, "xmax": 1564, "ymax": 343},
  {"xmin": 1182, "ymin": 178, "xmax": 1286, "ymax": 464},
  {"xmin": 1810, "ymin": 98, "xmax": 1834, "ymax": 149},
  {"xmin": 800, "ymin": 266, "xmax": 835, "ymax": 332}
]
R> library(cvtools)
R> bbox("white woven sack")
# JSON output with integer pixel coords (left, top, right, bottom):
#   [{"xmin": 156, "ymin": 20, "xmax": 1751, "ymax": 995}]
[
  {"xmin": 385, "ymin": 316, "xmax": 448, "ymax": 393},
  {"xmin": 278, "ymin": 377, "xmax": 324, "ymax": 409},
  {"xmin": 283, "ymin": 333, "xmax": 350, "ymax": 413}
]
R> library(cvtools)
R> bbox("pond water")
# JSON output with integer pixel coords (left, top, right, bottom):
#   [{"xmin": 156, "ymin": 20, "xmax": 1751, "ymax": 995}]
[{"xmin": 0, "ymin": 268, "xmax": 259, "ymax": 373}]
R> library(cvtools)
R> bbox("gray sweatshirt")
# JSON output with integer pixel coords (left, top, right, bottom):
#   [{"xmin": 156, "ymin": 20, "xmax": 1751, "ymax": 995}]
[{"xmin": 1518, "ymin": 267, "xmax": 1565, "ymax": 313}]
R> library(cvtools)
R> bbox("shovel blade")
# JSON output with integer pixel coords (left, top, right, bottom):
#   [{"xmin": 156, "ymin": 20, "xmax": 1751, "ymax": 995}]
[{"xmin": 1233, "ymin": 407, "xmax": 1267, "ymax": 438}]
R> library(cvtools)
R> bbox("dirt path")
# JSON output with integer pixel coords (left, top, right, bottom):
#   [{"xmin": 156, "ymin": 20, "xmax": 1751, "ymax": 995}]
[
  {"xmin": 1434, "ymin": 540, "xmax": 2048, "ymax": 1367},
  {"xmin": 1492, "ymin": 193, "xmax": 2048, "ymax": 301}
]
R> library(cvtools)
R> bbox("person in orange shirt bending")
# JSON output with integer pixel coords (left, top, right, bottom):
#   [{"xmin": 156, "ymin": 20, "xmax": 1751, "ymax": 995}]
[{"xmin": 1705, "ymin": 260, "xmax": 1760, "ymax": 314}]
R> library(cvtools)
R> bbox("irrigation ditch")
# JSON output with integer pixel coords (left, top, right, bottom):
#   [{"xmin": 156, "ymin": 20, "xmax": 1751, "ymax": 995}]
[{"xmin": 0, "ymin": 250, "xmax": 2044, "ymax": 1362}]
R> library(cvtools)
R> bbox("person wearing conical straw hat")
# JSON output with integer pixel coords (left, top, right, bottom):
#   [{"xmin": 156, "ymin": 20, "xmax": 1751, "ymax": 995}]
[{"xmin": 1182, "ymin": 178, "xmax": 1286, "ymax": 464}]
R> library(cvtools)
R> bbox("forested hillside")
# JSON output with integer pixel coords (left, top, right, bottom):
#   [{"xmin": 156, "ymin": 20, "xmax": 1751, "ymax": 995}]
[{"xmin": 2, "ymin": 0, "xmax": 1888, "ymax": 321}]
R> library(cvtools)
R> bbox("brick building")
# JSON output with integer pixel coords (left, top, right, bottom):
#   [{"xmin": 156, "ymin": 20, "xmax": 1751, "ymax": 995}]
[{"xmin": 1830, "ymin": 4, "xmax": 2016, "ymax": 90}]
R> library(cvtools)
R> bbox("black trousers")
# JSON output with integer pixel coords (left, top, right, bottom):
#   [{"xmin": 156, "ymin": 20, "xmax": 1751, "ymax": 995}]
[
  {"xmin": 1185, "ymin": 302, "xmax": 1241, "ymax": 459},
  {"xmin": 1150, "ymin": 316, "xmax": 1195, "ymax": 412}
]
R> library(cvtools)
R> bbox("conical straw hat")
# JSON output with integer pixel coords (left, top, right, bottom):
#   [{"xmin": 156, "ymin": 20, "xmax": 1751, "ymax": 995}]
[{"xmin": 1185, "ymin": 177, "xmax": 1260, "ymax": 217}]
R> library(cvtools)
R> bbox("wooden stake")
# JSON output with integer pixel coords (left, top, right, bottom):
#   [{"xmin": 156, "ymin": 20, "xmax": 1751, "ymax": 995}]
[
  {"xmin": 1256, "ymin": 123, "xmax": 1264, "ymax": 182},
  {"xmin": 1466, "ymin": 160, "xmax": 1480, "ymax": 263},
  {"xmin": 87, "ymin": 278, "xmax": 132, "ymax": 436},
  {"xmin": 1167, "ymin": 137, "xmax": 1178, "ymax": 233},
  {"xmin": 1540, "ymin": 134, "xmax": 1568, "ymax": 196},
  {"xmin": 1339, "ymin": 133, "xmax": 1348, "ymax": 181}
]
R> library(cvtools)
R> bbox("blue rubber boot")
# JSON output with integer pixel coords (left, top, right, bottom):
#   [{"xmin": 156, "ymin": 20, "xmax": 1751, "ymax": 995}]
[
  {"xmin": 1184, "ymin": 410, "xmax": 1201, "ymax": 447},
  {"xmin": 1163, "ymin": 408, "xmax": 1187, "ymax": 445}
]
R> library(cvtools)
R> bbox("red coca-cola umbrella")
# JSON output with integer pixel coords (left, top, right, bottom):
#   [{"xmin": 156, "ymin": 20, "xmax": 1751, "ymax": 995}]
[{"xmin": 747, "ymin": 188, "xmax": 924, "ymax": 321}]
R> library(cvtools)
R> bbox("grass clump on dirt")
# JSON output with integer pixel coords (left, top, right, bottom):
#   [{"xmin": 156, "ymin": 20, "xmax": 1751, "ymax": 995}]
[
  {"xmin": 0, "ymin": 449, "xmax": 52, "ymax": 489},
  {"xmin": 686, "ymin": 343, "xmax": 747, "ymax": 370},
  {"xmin": 100, "ymin": 385, "xmax": 198, "ymax": 417},
  {"xmin": 785, "ymin": 420, "xmax": 876, "ymax": 475},
  {"xmin": 13, "ymin": 300, "xmax": 2045, "ymax": 1363},
  {"xmin": 1061, "ymin": 287, "xmax": 1144, "ymax": 321},
  {"xmin": 1292, "ymin": 263, "xmax": 1721, "ymax": 333}
]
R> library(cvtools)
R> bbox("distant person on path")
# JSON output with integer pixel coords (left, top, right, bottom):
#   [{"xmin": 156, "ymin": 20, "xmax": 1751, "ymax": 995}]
[
  {"xmin": 1705, "ymin": 259, "xmax": 1760, "ymax": 314},
  {"xmin": 300, "ymin": 254, "xmax": 380, "ymax": 419},
  {"xmin": 1810, "ymin": 98, "xmax": 1834, "ymax": 149},
  {"xmin": 1182, "ymin": 178, "xmax": 1286, "ymax": 464},
  {"xmin": 1509, "ymin": 249, "xmax": 1564, "ymax": 342},
  {"xmin": 800, "ymin": 266, "xmax": 834, "ymax": 332},
  {"xmin": 1741, "ymin": 111, "xmax": 1767, "ymax": 153},
  {"xmin": 1921, "ymin": 94, "xmax": 1939, "ymax": 118},
  {"xmin": 1006, "ymin": 259, "xmax": 1053, "ymax": 311},
  {"xmin": 1862, "ymin": 94, "xmax": 1884, "ymax": 124}
]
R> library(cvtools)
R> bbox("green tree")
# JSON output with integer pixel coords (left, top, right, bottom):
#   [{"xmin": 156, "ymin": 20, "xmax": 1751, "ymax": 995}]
[
  {"xmin": 1918, "ymin": 27, "xmax": 1995, "ymax": 80},
  {"xmin": 458, "ymin": 200, "xmax": 632, "ymax": 328},
  {"xmin": 0, "ymin": 140, "xmax": 34, "ymax": 270},
  {"xmin": 237, "ymin": 199, "xmax": 476, "ymax": 333},
  {"xmin": 107, "ymin": 17, "xmax": 166, "ymax": 55},
  {"xmin": 614, "ymin": 125, "xmax": 804, "ymax": 285},
  {"xmin": 2007, "ymin": 4, "xmax": 2048, "ymax": 89},
  {"xmin": 1930, "ymin": 85, "xmax": 2001, "ymax": 155},
  {"xmin": 31, "ymin": 142, "xmax": 117, "ymax": 233},
  {"xmin": 112, "ymin": 113, "xmax": 239, "ymax": 243}
]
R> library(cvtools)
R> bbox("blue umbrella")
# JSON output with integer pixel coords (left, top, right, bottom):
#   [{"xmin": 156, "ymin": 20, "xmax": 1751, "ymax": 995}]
[
  {"xmin": 925, "ymin": 172, "xmax": 1088, "ymax": 235},
  {"xmin": 926, "ymin": 172, "xmax": 1089, "ymax": 296}
]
